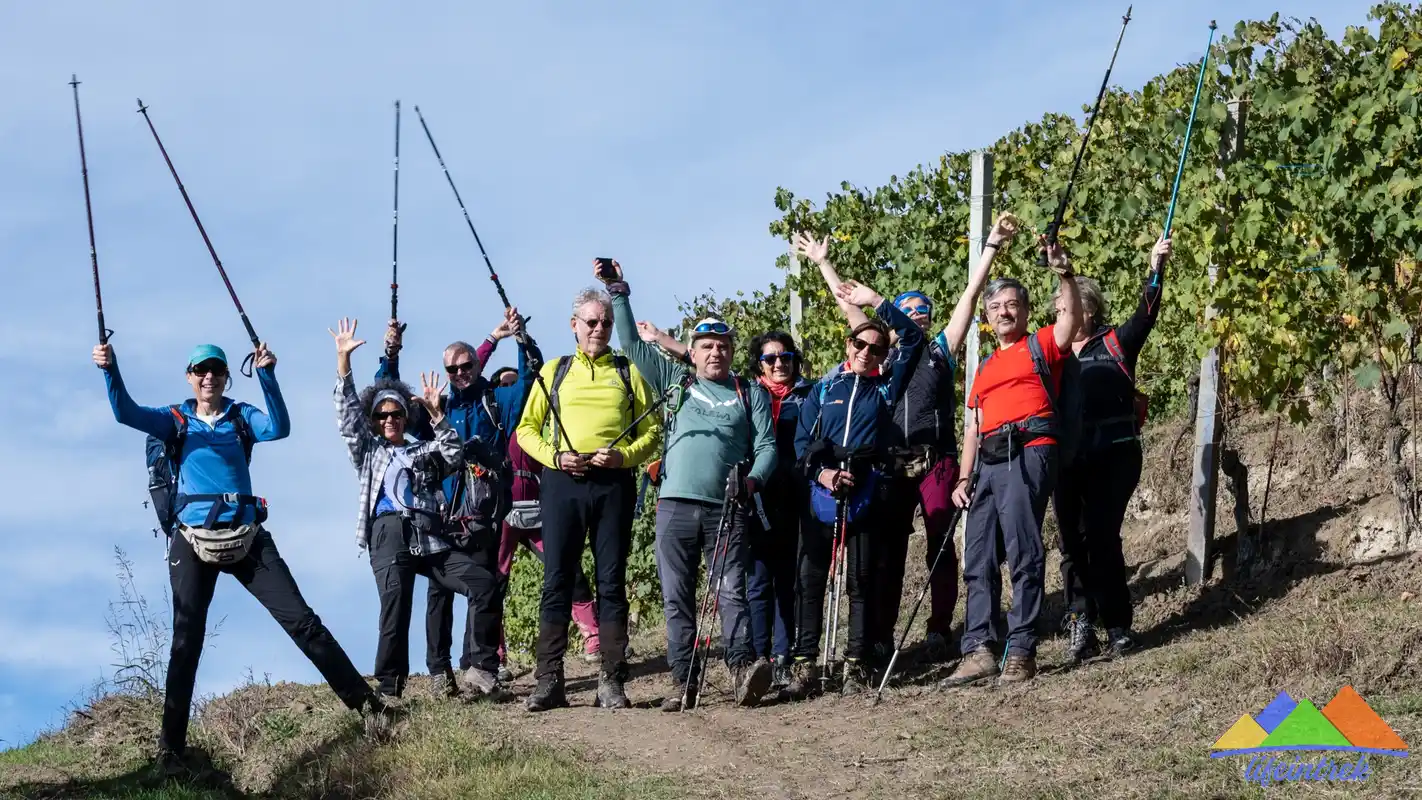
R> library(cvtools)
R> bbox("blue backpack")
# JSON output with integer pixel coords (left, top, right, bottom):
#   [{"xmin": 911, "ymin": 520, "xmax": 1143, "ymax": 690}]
[{"xmin": 144, "ymin": 406, "xmax": 257, "ymax": 536}]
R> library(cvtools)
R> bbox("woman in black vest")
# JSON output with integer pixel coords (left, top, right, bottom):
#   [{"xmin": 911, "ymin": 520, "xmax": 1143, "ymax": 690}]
[{"xmin": 1051, "ymin": 236, "xmax": 1171, "ymax": 662}]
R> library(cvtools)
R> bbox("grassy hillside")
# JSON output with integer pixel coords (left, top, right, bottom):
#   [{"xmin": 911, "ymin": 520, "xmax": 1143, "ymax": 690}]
[{"xmin": 4, "ymin": 404, "xmax": 1421, "ymax": 799}]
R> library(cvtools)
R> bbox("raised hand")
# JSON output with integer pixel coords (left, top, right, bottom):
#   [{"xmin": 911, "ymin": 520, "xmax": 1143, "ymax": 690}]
[
  {"xmin": 835, "ymin": 279, "xmax": 883, "ymax": 309},
  {"xmin": 329, "ymin": 318, "xmax": 365, "ymax": 356},
  {"xmin": 1037, "ymin": 234, "xmax": 1071, "ymax": 276},
  {"xmin": 417, "ymin": 371, "xmax": 447, "ymax": 422},
  {"xmin": 384, "ymin": 320, "xmax": 404, "ymax": 355},
  {"xmin": 636, "ymin": 321, "xmax": 663, "ymax": 344},
  {"xmin": 988, "ymin": 213, "xmax": 1021, "ymax": 247},
  {"xmin": 253, "ymin": 342, "xmax": 277, "ymax": 370},
  {"xmin": 793, "ymin": 231, "xmax": 830, "ymax": 264},
  {"xmin": 492, "ymin": 307, "xmax": 520, "ymax": 340},
  {"xmin": 593, "ymin": 258, "xmax": 624, "ymax": 283},
  {"xmin": 1151, "ymin": 236, "xmax": 1173, "ymax": 270},
  {"xmin": 92, "ymin": 343, "xmax": 114, "ymax": 369}
]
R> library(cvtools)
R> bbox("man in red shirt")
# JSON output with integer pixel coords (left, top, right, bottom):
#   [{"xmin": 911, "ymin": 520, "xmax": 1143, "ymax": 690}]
[{"xmin": 941, "ymin": 236, "xmax": 1081, "ymax": 686}]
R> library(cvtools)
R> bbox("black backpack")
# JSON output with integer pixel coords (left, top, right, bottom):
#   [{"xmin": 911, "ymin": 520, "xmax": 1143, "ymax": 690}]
[
  {"xmin": 145, "ymin": 406, "xmax": 256, "ymax": 536},
  {"xmin": 443, "ymin": 436, "xmax": 514, "ymax": 545}
]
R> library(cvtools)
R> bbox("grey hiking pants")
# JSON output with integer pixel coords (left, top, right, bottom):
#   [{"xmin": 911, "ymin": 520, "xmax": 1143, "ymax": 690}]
[
  {"xmin": 961, "ymin": 444, "xmax": 1057, "ymax": 658},
  {"xmin": 655, "ymin": 497, "xmax": 756, "ymax": 684}
]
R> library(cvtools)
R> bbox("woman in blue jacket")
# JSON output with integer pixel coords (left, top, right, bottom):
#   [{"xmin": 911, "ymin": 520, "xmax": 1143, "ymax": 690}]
[
  {"xmin": 94, "ymin": 340, "xmax": 383, "ymax": 776},
  {"xmin": 787, "ymin": 284, "xmax": 922, "ymax": 698}
]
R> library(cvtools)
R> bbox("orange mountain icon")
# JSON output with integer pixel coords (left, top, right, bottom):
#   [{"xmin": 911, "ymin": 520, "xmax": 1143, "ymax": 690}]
[{"xmin": 1321, "ymin": 685, "xmax": 1409, "ymax": 751}]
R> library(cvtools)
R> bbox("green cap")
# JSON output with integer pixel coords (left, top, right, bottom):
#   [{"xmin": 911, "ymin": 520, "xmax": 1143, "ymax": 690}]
[{"xmin": 188, "ymin": 344, "xmax": 228, "ymax": 368}]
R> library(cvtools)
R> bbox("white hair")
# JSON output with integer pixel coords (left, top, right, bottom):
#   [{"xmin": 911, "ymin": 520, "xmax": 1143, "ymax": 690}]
[{"xmin": 572, "ymin": 287, "xmax": 614, "ymax": 319}]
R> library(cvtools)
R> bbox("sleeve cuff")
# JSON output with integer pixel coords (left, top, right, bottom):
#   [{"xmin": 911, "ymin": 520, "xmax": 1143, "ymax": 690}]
[{"xmin": 606, "ymin": 281, "xmax": 630, "ymax": 297}]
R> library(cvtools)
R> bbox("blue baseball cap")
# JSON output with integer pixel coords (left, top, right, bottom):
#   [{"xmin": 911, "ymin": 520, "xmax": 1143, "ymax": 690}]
[
  {"xmin": 187, "ymin": 344, "xmax": 228, "ymax": 368},
  {"xmin": 893, "ymin": 291, "xmax": 933, "ymax": 313}
]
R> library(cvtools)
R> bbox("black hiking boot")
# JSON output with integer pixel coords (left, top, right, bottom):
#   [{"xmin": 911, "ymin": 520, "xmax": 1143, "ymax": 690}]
[
  {"xmin": 661, "ymin": 673, "xmax": 697, "ymax": 712},
  {"xmin": 784, "ymin": 659, "xmax": 822, "ymax": 701},
  {"xmin": 595, "ymin": 671, "xmax": 632, "ymax": 709},
  {"xmin": 1065, "ymin": 613, "xmax": 1101, "ymax": 664},
  {"xmin": 771, "ymin": 656, "xmax": 793, "ymax": 690},
  {"xmin": 1106, "ymin": 628, "xmax": 1138, "ymax": 658},
  {"xmin": 525, "ymin": 671, "xmax": 568, "ymax": 713},
  {"xmin": 431, "ymin": 667, "xmax": 461, "ymax": 699},
  {"xmin": 939, "ymin": 645, "xmax": 999, "ymax": 688},
  {"xmin": 359, "ymin": 693, "xmax": 396, "ymax": 740},
  {"xmin": 840, "ymin": 659, "xmax": 870, "ymax": 696},
  {"xmin": 733, "ymin": 659, "xmax": 774, "ymax": 707}
]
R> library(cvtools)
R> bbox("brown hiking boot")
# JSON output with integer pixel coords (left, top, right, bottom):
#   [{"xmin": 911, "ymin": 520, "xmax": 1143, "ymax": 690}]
[
  {"xmin": 998, "ymin": 653, "xmax": 1037, "ymax": 684},
  {"xmin": 939, "ymin": 645, "xmax": 999, "ymax": 688},
  {"xmin": 784, "ymin": 659, "xmax": 821, "ymax": 701}
]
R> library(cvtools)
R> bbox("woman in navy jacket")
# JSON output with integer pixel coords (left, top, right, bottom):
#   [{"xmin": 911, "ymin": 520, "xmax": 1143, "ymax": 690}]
[{"xmin": 787, "ymin": 283, "xmax": 921, "ymax": 698}]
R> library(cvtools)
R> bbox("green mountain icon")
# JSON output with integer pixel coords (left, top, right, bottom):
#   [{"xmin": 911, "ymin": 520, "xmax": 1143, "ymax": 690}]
[{"xmin": 1260, "ymin": 700, "xmax": 1353, "ymax": 748}]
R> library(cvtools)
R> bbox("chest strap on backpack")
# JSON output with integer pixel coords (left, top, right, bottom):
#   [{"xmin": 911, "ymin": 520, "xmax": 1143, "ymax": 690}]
[{"xmin": 176, "ymin": 492, "xmax": 269, "ymax": 529}]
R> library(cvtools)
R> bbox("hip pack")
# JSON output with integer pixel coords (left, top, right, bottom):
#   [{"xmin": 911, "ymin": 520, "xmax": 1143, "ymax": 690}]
[
  {"xmin": 809, "ymin": 467, "xmax": 885, "ymax": 526},
  {"xmin": 180, "ymin": 524, "xmax": 258, "ymax": 566}
]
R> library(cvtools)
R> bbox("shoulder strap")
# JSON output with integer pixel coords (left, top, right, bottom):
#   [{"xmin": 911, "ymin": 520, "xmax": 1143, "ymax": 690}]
[
  {"xmin": 1102, "ymin": 328, "xmax": 1134, "ymax": 381},
  {"xmin": 225, "ymin": 405, "xmax": 257, "ymax": 465},
  {"xmin": 549, "ymin": 356, "xmax": 574, "ymax": 418},
  {"xmin": 614, "ymin": 354, "xmax": 635, "ymax": 408},
  {"xmin": 1025, "ymin": 333, "xmax": 1059, "ymax": 414},
  {"xmin": 481, "ymin": 383, "xmax": 505, "ymax": 438},
  {"xmin": 735, "ymin": 377, "xmax": 754, "ymax": 450}
]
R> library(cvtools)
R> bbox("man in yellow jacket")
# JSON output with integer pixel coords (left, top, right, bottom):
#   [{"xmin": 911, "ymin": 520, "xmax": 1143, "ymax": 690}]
[{"xmin": 517, "ymin": 285, "xmax": 661, "ymax": 712}]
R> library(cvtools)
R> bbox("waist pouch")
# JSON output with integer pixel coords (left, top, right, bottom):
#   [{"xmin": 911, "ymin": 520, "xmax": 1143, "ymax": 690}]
[
  {"xmin": 979, "ymin": 418, "xmax": 1056, "ymax": 466},
  {"xmin": 505, "ymin": 499, "xmax": 541, "ymax": 530},
  {"xmin": 180, "ymin": 523, "xmax": 258, "ymax": 566},
  {"xmin": 809, "ymin": 468, "xmax": 885, "ymax": 526}
]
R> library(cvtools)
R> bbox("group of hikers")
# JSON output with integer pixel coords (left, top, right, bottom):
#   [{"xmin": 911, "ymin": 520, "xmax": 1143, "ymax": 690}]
[{"xmin": 93, "ymin": 214, "xmax": 1172, "ymax": 772}]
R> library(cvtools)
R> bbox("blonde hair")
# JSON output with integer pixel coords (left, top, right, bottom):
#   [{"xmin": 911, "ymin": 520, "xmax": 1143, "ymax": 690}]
[{"xmin": 1053, "ymin": 276, "xmax": 1107, "ymax": 324}]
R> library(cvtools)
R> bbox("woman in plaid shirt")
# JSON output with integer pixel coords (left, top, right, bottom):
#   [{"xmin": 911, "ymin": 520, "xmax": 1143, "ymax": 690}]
[{"xmin": 331, "ymin": 318, "xmax": 504, "ymax": 701}]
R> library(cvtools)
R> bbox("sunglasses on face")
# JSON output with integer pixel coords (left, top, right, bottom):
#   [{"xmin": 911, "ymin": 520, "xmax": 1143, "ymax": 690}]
[
  {"xmin": 373, "ymin": 410, "xmax": 406, "ymax": 422},
  {"xmin": 759, "ymin": 352, "xmax": 797, "ymax": 365},
  {"xmin": 900, "ymin": 304, "xmax": 932, "ymax": 316},
  {"xmin": 445, "ymin": 361, "xmax": 477, "ymax": 375},
  {"xmin": 849, "ymin": 338, "xmax": 888, "ymax": 358},
  {"xmin": 694, "ymin": 320, "xmax": 732, "ymax": 335},
  {"xmin": 577, "ymin": 317, "xmax": 613, "ymax": 330},
  {"xmin": 189, "ymin": 362, "xmax": 227, "ymax": 377}
]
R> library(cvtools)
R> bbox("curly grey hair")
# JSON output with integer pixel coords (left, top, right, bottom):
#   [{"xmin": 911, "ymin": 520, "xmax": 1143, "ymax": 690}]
[{"xmin": 358, "ymin": 378, "xmax": 427, "ymax": 436}]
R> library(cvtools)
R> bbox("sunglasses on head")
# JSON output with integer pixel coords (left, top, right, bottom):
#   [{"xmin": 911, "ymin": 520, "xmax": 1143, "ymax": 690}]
[
  {"xmin": 189, "ymin": 361, "xmax": 227, "ymax": 377},
  {"xmin": 373, "ymin": 409, "xmax": 406, "ymax": 421},
  {"xmin": 759, "ymin": 352, "xmax": 797, "ymax": 365},
  {"xmin": 445, "ymin": 361, "xmax": 477, "ymax": 375},
  {"xmin": 848, "ymin": 337, "xmax": 888, "ymax": 359},
  {"xmin": 694, "ymin": 320, "xmax": 732, "ymax": 335},
  {"xmin": 578, "ymin": 317, "xmax": 612, "ymax": 329}
]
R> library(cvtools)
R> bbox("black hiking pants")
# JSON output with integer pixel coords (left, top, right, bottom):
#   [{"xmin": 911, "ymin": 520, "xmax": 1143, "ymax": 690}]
[
  {"xmin": 162, "ymin": 526, "xmax": 371, "ymax": 756},
  {"xmin": 1053, "ymin": 439, "xmax": 1142, "ymax": 631},
  {"xmin": 369, "ymin": 514, "xmax": 500, "ymax": 696},
  {"xmin": 792, "ymin": 515, "xmax": 876, "ymax": 664},
  {"xmin": 536, "ymin": 468, "xmax": 635, "ymax": 680}
]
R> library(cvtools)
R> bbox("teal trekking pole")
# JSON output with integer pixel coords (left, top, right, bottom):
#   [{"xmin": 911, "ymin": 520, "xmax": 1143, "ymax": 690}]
[{"xmin": 1156, "ymin": 21, "xmax": 1218, "ymax": 286}]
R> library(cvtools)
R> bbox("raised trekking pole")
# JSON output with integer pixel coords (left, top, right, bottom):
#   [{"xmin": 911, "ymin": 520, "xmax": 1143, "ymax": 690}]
[
  {"xmin": 70, "ymin": 75, "xmax": 110, "ymax": 345},
  {"xmin": 1155, "ymin": 21, "xmax": 1217, "ymax": 288},
  {"xmin": 873, "ymin": 460, "xmax": 983, "ymax": 704},
  {"xmin": 136, "ymin": 99, "xmax": 262, "ymax": 377},
  {"xmin": 683, "ymin": 467, "xmax": 739, "ymax": 711},
  {"xmin": 412, "ymin": 105, "xmax": 570, "ymax": 449},
  {"xmin": 1038, "ymin": 5, "xmax": 1133, "ymax": 266},
  {"xmin": 390, "ymin": 100, "xmax": 404, "ymax": 327}
]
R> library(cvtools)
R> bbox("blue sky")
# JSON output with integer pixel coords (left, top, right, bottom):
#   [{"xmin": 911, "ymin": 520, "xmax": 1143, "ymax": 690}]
[{"xmin": 0, "ymin": 0, "xmax": 1377, "ymax": 747}]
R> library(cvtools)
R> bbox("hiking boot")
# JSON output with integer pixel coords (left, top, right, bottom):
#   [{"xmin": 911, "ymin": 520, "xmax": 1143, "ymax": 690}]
[
  {"xmin": 939, "ymin": 645, "xmax": 999, "ymax": 688},
  {"xmin": 155, "ymin": 748, "xmax": 190, "ymax": 781},
  {"xmin": 841, "ymin": 660, "xmax": 870, "ymax": 696},
  {"xmin": 460, "ymin": 667, "xmax": 500, "ymax": 700},
  {"xmin": 432, "ymin": 667, "xmax": 461, "ymax": 699},
  {"xmin": 998, "ymin": 653, "xmax": 1037, "ymax": 684},
  {"xmin": 524, "ymin": 672, "xmax": 568, "ymax": 712},
  {"xmin": 595, "ymin": 672, "xmax": 632, "ymax": 709},
  {"xmin": 661, "ymin": 675, "xmax": 696, "ymax": 712},
  {"xmin": 497, "ymin": 664, "xmax": 514, "ymax": 684},
  {"xmin": 1106, "ymin": 628, "xmax": 1137, "ymax": 658},
  {"xmin": 1065, "ymin": 613, "xmax": 1101, "ymax": 664},
  {"xmin": 771, "ymin": 656, "xmax": 793, "ymax": 689},
  {"xmin": 360, "ymin": 694, "xmax": 396, "ymax": 739},
  {"xmin": 923, "ymin": 632, "xmax": 952, "ymax": 663},
  {"xmin": 733, "ymin": 659, "xmax": 774, "ymax": 707},
  {"xmin": 784, "ymin": 660, "xmax": 822, "ymax": 701}
]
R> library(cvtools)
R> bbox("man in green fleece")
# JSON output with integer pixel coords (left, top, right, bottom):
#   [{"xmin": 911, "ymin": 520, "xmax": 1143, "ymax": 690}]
[{"xmin": 600, "ymin": 261, "xmax": 778, "ymax": 711}]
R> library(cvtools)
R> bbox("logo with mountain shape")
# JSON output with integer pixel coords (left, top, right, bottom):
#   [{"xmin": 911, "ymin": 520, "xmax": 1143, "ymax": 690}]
[{"xmin": 1212, "ymin": 686, "xmax": 1407, "ymax": 787}]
